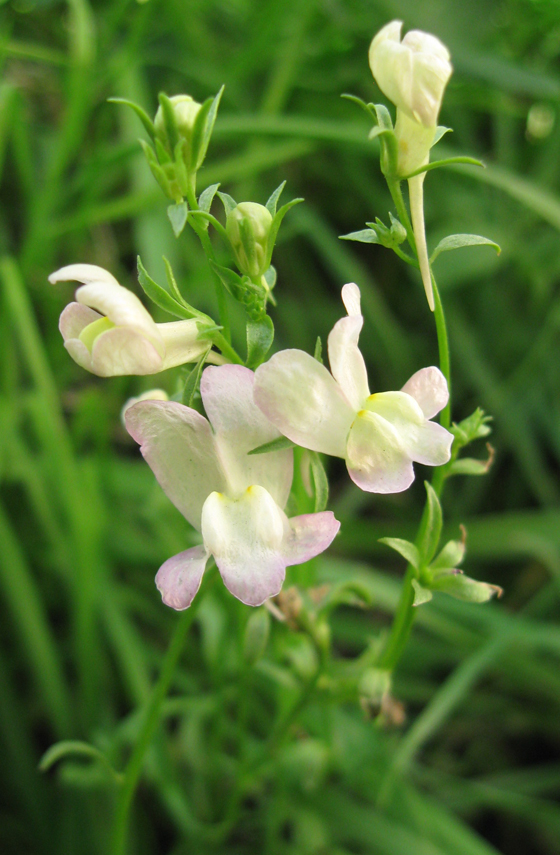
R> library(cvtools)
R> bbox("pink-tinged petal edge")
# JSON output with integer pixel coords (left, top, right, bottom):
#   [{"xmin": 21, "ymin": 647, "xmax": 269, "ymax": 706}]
[
  {"xmin": 155, "ymin": 545, "xmax": 209, "ymax": 610},
  {"xmin": 401, "ymin": 366, "xmax": 448, "ymax": 420},
  {"xmin": 283, "ymin": 511, "xmax": 340, "ymax": 565}
]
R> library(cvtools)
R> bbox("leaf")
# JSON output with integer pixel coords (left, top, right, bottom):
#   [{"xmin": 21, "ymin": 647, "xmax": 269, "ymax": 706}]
[
  {"xmin": 430, "ymin": 234, "xmax": 501, "ymax": 264},
  {"xmin": 209, "ymin": 259, "xmax": 244, "ymax": 300},
  {"xmin": 340, "ymin": 93, "xmax": 378, "ymax": 120},
  {"xmin": 448, "ymin": 457, "xmax": 491, "ymax": 477},
  {"xmin": 39, "ymin": 740, "xmax": 122, "ymax": 783},
  {"xmin": 430, "ymin": 538, "xmax": 465, "ymax": 573},
  {"xmin": 411, "ymin": 579, "xmax": 433, "ymax": 606},
  {"xmin": 182, "ymin": 348, "xmax": 210, "ymax": 410},
  {"xmin": 108, "ymin": 97, "xmax": 155, "ymax": 139},
  {"xmin": 379, "ymin": 537, "xmax": 420, "ymax": 570},
  {"xmin": 264, "ymin": 197, "xmax": 304, "ymax": 269},
  {"xmin": 197, "ymin": 84, "xmax": 224, "ymax": 169},
  {"xmin": 405, "ymin": 156, "xmax": 485, "ymax": 180},
  {"xmin": 432, "ymin": 572, "xmax": 502, "ymax": 603},
  {"xmin": 309, "ymin": 451, "xmax": 329, "ymax": 513},
  {"xmin": 373, "ymin": 103, "xmax": 394, "ymax": 131},
  {"xmin": 137, "ymin": 256, "xmax": 194, "ymax": 319},
  {"xmin": 217, "ymin": 190, "xmax": 238, "ymax": 217},
  {"xmin": 265, "ymin": 180, "xmax": 286, "ymax": 217},
  {"xmin": 167, "ymin": 201, "xmax": 189, "ymax": 237},
  {"xmin": 263, "ymin": 264, "xmax": 277, "ymax": 291},
  {"xmin": 431, "ymin": 126, "xmax": 452, "ymax": 147},
  {"xmin": 246, "ymin": 315, "xmax": 274, "ymax": 368},
  {"xmin": 420, "ymin": 482, "xmax": 442, "ymax": 566},
  {"xmin": 248, "ymin": 436, "xmax": 296, "ymax": 456},
  {"xmin": 198, "ymin": 183, "xmax": 220, "ymax": 213},
  {"xmin": 339, "ymin": 228, "xmax": 380, "ymax": 244},
  {"xmin": 314, "ymin": 336, "xmax": 323, "ymax": 363}
]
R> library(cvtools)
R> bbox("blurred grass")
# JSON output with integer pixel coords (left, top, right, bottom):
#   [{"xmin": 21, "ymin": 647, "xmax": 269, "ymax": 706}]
[{"xmin": 1, "ymin": 0, "xmax": 560, "ymax": 853}]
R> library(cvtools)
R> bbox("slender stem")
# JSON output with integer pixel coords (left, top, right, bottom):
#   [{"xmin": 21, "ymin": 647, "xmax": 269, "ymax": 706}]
[
  {"xmin": 432, "ymin": 276, "xmax": 451, "ymax": 429},
  {"xmin": 111, "ymin": 600, "xmax": 201, "ymax": 855}
]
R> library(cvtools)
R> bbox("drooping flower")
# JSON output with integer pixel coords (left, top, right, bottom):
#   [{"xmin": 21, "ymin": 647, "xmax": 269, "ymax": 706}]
[
  {"xmin": 50, "ymin": 264, "xmax": 224, "ymax": 376},
  {"xmin": 254, "ymin": 283, "xmax": 453, "ymax": 493},
  {"xmin": 369, "ymin": 21, "xmax": 452, "ymax": 310},
  {"xmin": 125, "ymin": 364, "xmax": 340, "ymax": 609}
]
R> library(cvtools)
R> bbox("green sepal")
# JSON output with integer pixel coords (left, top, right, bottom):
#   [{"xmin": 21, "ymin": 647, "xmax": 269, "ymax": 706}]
[
  {"xmin": 313, "ymin": 336, "xmax": 323, "ymax": 363},
  {"xmin": 430, "ymin": 234, "xmax": 501, "ymax": 265},
  {"xmin": 108, "ymin": 97, "xmax": 156, "ymax": 139},
  {"xmin": 430, "ymin": 538, "xmax": 465, "ymax": 574},
  {"xmin": 371, "ymin": 104, "xmax": 398, "ymax": 177},
  {"xmin": 379, "ymin": 537, "xmax": 420, "ymax": 570},
  {"xmin": 217, "ymin": 190, "xmax": 238, "ymax": 216},
  {"xmin": 154, "ymin": 136, "xmax": 172, "ymax": 165},
  {"xmin": 139, "ymin": 139, "xmax": 172, "ymax": 198},
  {"xmin": 198, "ymin": 183, "xmax": 221, "ymax": 214},
  {"xmin": 404, "ymin": 156, "xmax": 485, "ymax": 181},
  {"xmin": 431, "ymin": 572, "xmax": 502, "ymax": 603},
  {"xmin": 411, "ymin": 579, "xmax": 433, "ymax": 606},
  {"xmin": 248, "ymin": 436, "xmax": 296, "ymax": 456},
  {"xmin": 263, "ymin": 264, "xmax": 277, "ymax": 292},
  {"xmin": 309, "ymin": 451, "xmax": 329, "ymax": 513},
  {"xmin": 265, "ymin": 180, "xmax": 286, "ymax": 217},
  {"xmin": 451, "ymin": 408, "xmax": 492, "ymax": 447},
  {"xmin": 432, "ymin": 126, "xmax": 452, "ymax": 147},
  {"xmin": 137, "ymin": 256, "xmax": 195, "ymax": 319},
  {"xmin": 246, "ymin": 314, "xmax": 274, "ymax": 368},
  {"xmin": 264, "ymin": 197, "xmax": 303, "ymax": 269},
  {"xmin": 193, "ymin": 85, "xmax": 224, "ymax": 171},
  {"xmin": 339, "ymin": 228, "xmax": 380, "ymax": 244},
  {"xmin": 157, "ymin": 91, "xmax": 181, "ymax": 151},
  {"xmin": 181, "ymin": 348, "xmax": 210, "ymax": 411},
  {"xmin": 419, "ymin": 482, "xmax": 442, "ymax": 566},
  {"xmin": 448, "ymin": 457, "xmax": 492, "ymax": 477},
  {"xmin": 167, "ymin": 201, "xmax": 189, "ymax": 237}
]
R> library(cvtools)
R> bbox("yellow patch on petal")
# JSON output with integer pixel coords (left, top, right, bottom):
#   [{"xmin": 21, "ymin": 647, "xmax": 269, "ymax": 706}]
[{"xmin": 79, "ymin": 316, "xmax": 115, "ymax": 352}]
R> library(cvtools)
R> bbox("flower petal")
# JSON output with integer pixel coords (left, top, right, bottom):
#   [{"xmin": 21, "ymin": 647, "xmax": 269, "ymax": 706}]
[
  {"xmin": 64, "ymin": 338, "xmax": 94, "ymax": 372},
  {"xmin": 201, "ymin": 486, "xmax": 287, "ymax": 606},
  {"xmin": 91, "ymin": 327, "xmax": 163, "ymax": 376},
  {"xmin": 59, "ymin": 301, "xmax": 101, "ymax": 340},
  {"xmin": 201, "ymin": 364, "xmax": 293, "ymax": 507},
  {"xmin": 254, "ymin": 350, "xmax": 355, "ymax": 459},
  {"xmin": 365, "ymin": 390, "xmax": 452, "ymax": 466},
  {"xmin": 400, "ymin": 366, "xmax": 448, "ymax": 419},
  {"xmin": 327, "ymin": 283, "xmax": 370, "ymax": 411},
  {"xmin": 346, "ymin": 410, "xmax": 414, "ymax": 493},
  {"xmin": 283, "ymin": 511, "xmax": 340, "ymax": 565},
  {"xmin": 155, "ymin": 545, "xmax": 209, "ymax": 610},
  {"xmin": 125, "ymin": 400, "xmax": 226, "ymax": 530},
  {"xmin": 409, "ymin": 420, "xmax": 453, "ymax": 466},
  {"xmin": 158, "ymin": 320, "xmax": 222, "ymax": 369}
]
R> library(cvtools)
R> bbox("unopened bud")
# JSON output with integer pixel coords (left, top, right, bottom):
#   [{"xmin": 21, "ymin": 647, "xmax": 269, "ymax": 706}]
[
  {"xmin": 154, "ymin": 94, "xmax": 201, "ymax": 149},
  {"xmin": 226, "ymin": 202, "xmax": 273, "ymax": 279}
]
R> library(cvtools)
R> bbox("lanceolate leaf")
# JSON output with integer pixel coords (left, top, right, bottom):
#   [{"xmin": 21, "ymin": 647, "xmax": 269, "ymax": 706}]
[
  {"xmin": 309, "ymin": 451, "xmax": 329, "ymax": 513},
  {"xmin": 430, "ymin": 234, "xmax": 501, "ymax": 264},
  {"xmin": 198, "ymin": 183, "xmax": 221, "ymax": 214},
  {"xmin": 182, "ymin": 348, "xmax": 211, "ymax": 410},
  {"xmin": 167, "ymin": 201, "xmax": 189, "ymax": 237},
  {"xmin": 339, "ymin": 228, "xmax": 380, "ymax": 243},
  {"xmin": 108, "ymin": 97, "xmax": 155, "ymax": 139},
  {"xmin": 265, "ymin": 181, "xmax": 286, "ymax": 217},
  {"xmin": 379, "ymin": 537, "xmax": 420, "ymax": 570},
  {"xmin": 248, "ymin": 436, "xmax": 296, "ymax": 456},
  {"xmin": 420, "ymin": 482, "xmax": 443, "ymax": 566},
  {"xmin": 137, "ymin": 256, "xmax": 193, "ymax": 319},
  {"xmin": 246, "ymin": 315, "xmax": 274, "ymax": 368}
]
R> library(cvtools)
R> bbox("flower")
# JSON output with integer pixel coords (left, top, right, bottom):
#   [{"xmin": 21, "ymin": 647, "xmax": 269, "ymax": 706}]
[
  {"xmin": 226, "ymin": 202, "xmax": 273, "ymax": 279},
  {"xmin": 50, "ymin": 264, "xmax": 224, "ymax": 376},
  {"xmin": 254, "ymin": 283, "xmax": 453, "ymax": 493},
  {"xmin": 125, "ymin": 364, "xmax": 340, "ymax": 609},
  {"xmin": 369, "ymin": 21, "xmax": 452, "ymax": 311}
]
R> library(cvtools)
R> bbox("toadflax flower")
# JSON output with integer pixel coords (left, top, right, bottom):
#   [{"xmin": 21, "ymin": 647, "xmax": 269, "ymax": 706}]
[
  {"xmin": 254, "ymin": 283, "xmax": 453, "ymax": 493},
  {"xmin": 50, "ymin": 264, "xmax": 224, "ymax": 376},
  {"xmin": 369, "ymin": 21, "xmax": 452, "ymax": 310},
  {"xmin": 125, "ymin": 364, "xmax": 340, "ymax": 609}
]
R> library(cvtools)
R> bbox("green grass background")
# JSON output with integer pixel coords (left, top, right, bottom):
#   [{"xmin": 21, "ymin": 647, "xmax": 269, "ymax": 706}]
[{"xmin": 1, "ymin": 0, "xmax": 560, "ymax": 852}]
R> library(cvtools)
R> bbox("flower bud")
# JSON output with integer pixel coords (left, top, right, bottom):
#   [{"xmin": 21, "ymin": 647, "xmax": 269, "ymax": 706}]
[
  {"xmin": 154, "ymin": 94, "xmax": 202, "ymax": 154},
  {"xmin": 226, "ymin": 202, "xmax": 273, "ymax": 279}
]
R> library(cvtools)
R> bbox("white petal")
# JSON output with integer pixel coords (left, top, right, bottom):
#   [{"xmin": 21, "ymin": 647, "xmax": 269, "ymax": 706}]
[
  {"xmin": 408, "ymin": 420, "xmax": 453, "ymax": 466},
  {"xmin": 155, "ymin": 545, "xmax": 209, "ymax": 610},
  {"xmin": 400, "ymin": 366, "xmax": 448, "ymax": 419},
  {"xmin": 283, "ymin": 512, "xmax": 340, "ymax": 565},
  {"xmin": 254, "ymin": 350, "xmax": 355, "ymax": 458},
  {"xmin": 327, "ymin": 284, "xmax": 369, "ymax": 411},
  {"xmin": 346, "ymin": 410, "xmax": 414, "ymax": 493},
  {"xmin": 201, "ymin": 486, "xmax": 287, "ymax": 607},
  {"xmin": 125, "ymin": 400, "xmax": 226, "ymax": 530},
  {"xmin": 201, "ymin": 365, "xmax": 293, "ymax": 507},
  {"xmin": 59, "ymin": 302, "xmax": 101, "ymax": 340},
  {"xmin": 64, "ymin": 338, "xmax": 94, "ymax": 372},
  {"xmin": 91, "ymin": 327, "xmax": 163, "ymax": 376},
  {"xmin": 50, "ymin": 263, "xmax": 121, "ymax": 289},
  {"xmin": 158, "ymin": 320, "xmax": 218, "ymax": 369}
]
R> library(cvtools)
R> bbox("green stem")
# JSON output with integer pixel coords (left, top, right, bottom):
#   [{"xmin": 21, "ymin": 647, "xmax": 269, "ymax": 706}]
[{"xmin": 111, "ymin": 600, "xmax": 202, "ymax": 855}]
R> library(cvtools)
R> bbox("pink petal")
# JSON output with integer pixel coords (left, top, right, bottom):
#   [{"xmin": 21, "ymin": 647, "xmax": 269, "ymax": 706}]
[
  {"xmin": 155, "ymin": 545, "xmax": 209, "ymax": 610},
  {"xmin": 283, "ymin": 511, "xmax": 340, "ymax": 565},
  {"xmin": 409, "ymin": 420, "xmax": 453, "ymax": 466},
  {"xmin": 125, "ymin": 400, "xmax": 226, "ymax": 530},
  {"xmin": 59, "ymin": 302, "xmax": 101, "ymax": 340},
  {"xmin": 401, "ymin": 366, "xmax": 448, "ymax": 419},
  {"xmin": 201, "ymin": 365, "xmax": 293, "ymax": 507}
]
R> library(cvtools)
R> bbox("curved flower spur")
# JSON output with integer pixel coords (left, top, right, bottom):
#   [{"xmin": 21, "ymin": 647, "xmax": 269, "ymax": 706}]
[
  {"xmin": 125, "ymin": 365, "xmax": 340, "ymax": 609},
  {"xmin": 50, "ymin": 264, "xmax": 223, "ymax": 376},
  {"xmin": 254, "ymin": 283, "xmax": 453, "ymax": 492}
]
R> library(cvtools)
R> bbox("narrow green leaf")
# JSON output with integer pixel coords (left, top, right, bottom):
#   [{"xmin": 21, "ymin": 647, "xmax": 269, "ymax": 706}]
[
  {"xmin": 39, "ymin": 740, "xmax": 122, "ymax": 783},
  {"xmin": 198, "ymin": 182, "xmax": 220, "ymax": 213},
  {"xmin": 430, "ymin": 538, "xmax": 465, "ymax": 573},
  {"xmin": 248, "ymin": 435, "xmax": 296, "ymax": 455},
  {"xmin": 379, "ymin": 537, "xmax": 420, "ymax": 570},
  {"xmin": 449, "ymin": 457, "xmax": 491, "ymax": 476},
  {"xmin": 209, "ymin": 259, "xmax": 244, "ymax": 299},
  {"xmin": 197, "ymin": 84, "xmax": 224, "ymax": 168},
  {"xmin": 167, "ymin": 201, "xmax": 189, "ymax": 237},
  {"xmin": 137, "ymin": 256, "xmax": 193, "ymax": 319},
  {"xmin": 412, "ymin": 579, "xmax": 433, "ymax": 606},
  {"xmin": 265, "ymin": 180, "xmax": 286, "ymax": 217},
  {"xmin": 339, "ymin": 228, "xmax": 379, "ymax": 244},
  {"xmin": 189, "ymin": 94, "xmax": 214, "ymax": 171},
  {"xmin": 217, "ymin": 190, "xmax": 238, "ymax": 216},
  {"xmin": 182, "ymin": 348, "xmax": 211, "ymax": 410},
  {"xmin": 432, "ymin": 572, "xmax": 502, "ymax": 603},
  {"xmin": 404, "ymin": 156, "xmax": 485, "ymax": 180},
  {"xmin": 373, "ymin": 103, "xmax": 394, "ymax": 131},
  {"xmin": 246, "ymin": 315, "xmax": 274, "ymax": 368},
  {"xmin": 314, "ymin": 336, "xmax": 323, "ymax": 363},
  {"xmin": 430, "ymin": 234, "xmax": 501, "ymax": 264},
  {"xmin": 421, "ymin": 482, "xmax": 443, "ymax": 565},
  {"xmin": 309, "ymin": 451, "xmax": 329, "ymax": 513},
  {"xmin": 431, "ymin": 126, "xmax": 452, "ymax": 147},
  {"xmin": 265, "ymin": 197, "xmax": 304, "ymax": 268},
  {"xmin": 340, "ymin": 93, "xmax": 378, "ymax": 120},
  {"xmin": 108, "ymin": 97, "xmax": 155, "ymax": 139}
]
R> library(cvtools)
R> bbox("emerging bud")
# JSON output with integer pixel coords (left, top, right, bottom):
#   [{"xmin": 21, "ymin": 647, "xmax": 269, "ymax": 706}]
[
  {"xmin": 154, "ymin": 94, "xmax": 201, "ymax": 157},
  {"xmin": 226, "ymin": 202, "xmax": 273, "ymax": 279}
]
